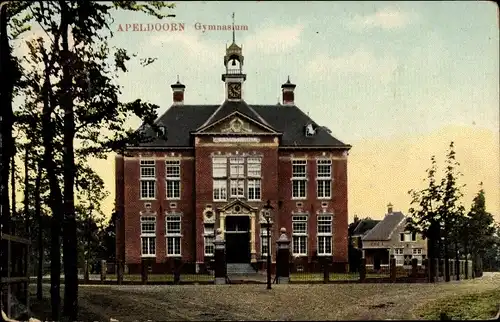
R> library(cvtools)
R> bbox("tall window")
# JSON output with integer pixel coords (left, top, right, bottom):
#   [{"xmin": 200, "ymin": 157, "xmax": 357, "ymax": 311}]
[
  {"xmin": 394, "ymin": 248, "xmax": 404, "ymax": 266},
  {"xmin": 292, "ymin": 215, "xmax": 308, "ymax": 256},
  {"xmin": 230, "ymin": 180, "xmax": 245, "ymax": 198},
  {"xmin": 140, "ymin": 160, "xmax": 156, "ymax": 199},
  {"xmin": 166, "ymin": 160, "xmax": 181, "ymax": 199},
  {"xmin": 317, "ymin": 215, "xmax": 332, "ymax": 256},
  {"xmin": 212, "ymin": 158, "xmax": 227, "ymax": 178},
  {"xmin": 247, "ymin": 179, "xmax": 261, "ymax": 201},
  {"xmin": 247, "ymin": 158, "xmax": 261, "ymax": 177},
  {"xmin": 204, "ymin": 225, "xmax": 215, "ymax": 256},
  {"xmin": 166, "ymin": 215, "xmax": 182, "ymax": 256},
  {"xmin": 317, "ymin": 160, "xmax": 332, "ymax": 199},
  {"xmin": 292, "ymin": 160, "xmax": 307, "ymax": 199},
  {"xmin": 261, "ymin": 226, "xmax": 270, "ymax": 257},
  {"xmin": 140, "ymin": 216, "xmax": 156, "ymax": 257},
  {"xmin": 230, "ymin": 158, "xmax": 245, "ymax": 198},
  {"xmin": 213, "ymin": 180, "xmax": 227, "ymax": 201},
  {"xmin": 229, "ymin": 157, "xmax": 245, "ymax": 178}
]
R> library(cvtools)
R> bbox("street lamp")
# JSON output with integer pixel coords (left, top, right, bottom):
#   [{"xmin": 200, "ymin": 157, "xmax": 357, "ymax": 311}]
[{"xmin": 262, "ymin": 199, "xmax": 274, "ymax": 290}]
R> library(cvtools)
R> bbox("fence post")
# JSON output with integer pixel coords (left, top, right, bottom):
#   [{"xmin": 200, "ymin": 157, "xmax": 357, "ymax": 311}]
[
  {"xmin": 359, "ymin": 258, "xmax": 366, "ymax": 282},
  {"xmin": 141, "ymin": 260, "xmax": 148, "ymax": 284},
  {"xmin": 100, "ymin": 260, "xmax": 107, "ymax": 281},
  {"xmin": 456, "ymin": 259, "xmax": 460, "ymax": 281},
  {"xmin": 411, "ymin": 258, "xmax": 418, "ymax": 278},
  {"xmin": 84, "ymin": 260, "xmax": 89, "ymax": 283},
  {"xmin": 322, "ymin": 258, "xmax": 330, "ymax": 283},
  {"xmin": 390, "ymin": 258, "xmax": 396, "ymax": 282},
  {"xmin": 214, "ymin": 228, "xmax": 226, "ymax": 284},
  {"xmin": 276, "ymin": 228, "xmax": 290, "ymax": 284},
  {"xmin": 173, "ymin": 258, "xmax": 181, "ymax": 284},
  {"xmin": 117, "ymin": 260, "xmax": 123, "ymax": 285}
]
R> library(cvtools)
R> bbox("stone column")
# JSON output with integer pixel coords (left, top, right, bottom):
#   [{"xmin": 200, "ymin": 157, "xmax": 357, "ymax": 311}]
[
  {"xmin": 219, "ymin": 212, "xmax": 226, "ymax": 240},
  {"xmin": 214, "ymin": 228, "xmax": 227, "ymax": 284},
  {"xmin": 250, "ymin": 213, "xmax": 257, "ymax": 262},
  {"xmin": 276, "ymin": 228, "xmax": 290, "ymax": 284}
]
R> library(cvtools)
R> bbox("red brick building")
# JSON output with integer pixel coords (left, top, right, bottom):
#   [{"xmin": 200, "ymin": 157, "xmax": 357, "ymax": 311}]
[{"xmin": 115, "ymin": 38, "xmax": 352, "ymax": 273}]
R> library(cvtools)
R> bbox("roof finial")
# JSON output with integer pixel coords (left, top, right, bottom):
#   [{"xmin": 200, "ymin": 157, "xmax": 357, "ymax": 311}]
[
  {"xmin": 176, "ymin": 74, "xmax": 180, "ymax": 83},
  {"xmin": 287, "ymin": 75, "xmax": 290, "ymax": 83},
  {"xmin": 232, "ymin": 12, "xmax": 236, "ymax": 44}
]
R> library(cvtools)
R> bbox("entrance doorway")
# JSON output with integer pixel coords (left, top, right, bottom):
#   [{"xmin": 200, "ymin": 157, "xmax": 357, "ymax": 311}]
[{"xmin": 225, "ymin": 216, "xmax": 250, "ymax": 263}]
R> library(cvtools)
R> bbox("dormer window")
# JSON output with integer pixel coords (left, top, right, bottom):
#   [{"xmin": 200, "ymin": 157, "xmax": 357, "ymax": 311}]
[
  {"xmin": 305, "ymin": 123, "xmax": 316, "ymax": 137},
  {"xmin": 157, "ymin": 125, "xmax": 167, "ymax": 138}
]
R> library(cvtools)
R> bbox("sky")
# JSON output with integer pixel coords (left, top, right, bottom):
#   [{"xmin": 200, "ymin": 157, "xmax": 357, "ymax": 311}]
[{"xmin": 12, "ymin": 1, "xmax": 500, "ymax": 221}]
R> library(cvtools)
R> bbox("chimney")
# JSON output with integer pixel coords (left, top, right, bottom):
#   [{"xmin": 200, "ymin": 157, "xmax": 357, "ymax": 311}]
[
  {"xmin": 387, "ymin": 203, "xmax": 393, "ymax": 214},
  {"xmin": 281, "ymin": 76, "xmax": 296, "ymax": 105},
  {"xmin": 171, "ymin": 76, "xmax": 185, "ymax": 105}
]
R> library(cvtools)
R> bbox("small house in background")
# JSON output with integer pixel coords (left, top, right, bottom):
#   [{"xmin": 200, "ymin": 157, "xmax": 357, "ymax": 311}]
[
  {"xmin": 361, "ymin": 203, "xmax": 427, "ymax": 271},
  {"xmin": 350, "ymin": 218, "xmax": 381, "ymax": 249}
]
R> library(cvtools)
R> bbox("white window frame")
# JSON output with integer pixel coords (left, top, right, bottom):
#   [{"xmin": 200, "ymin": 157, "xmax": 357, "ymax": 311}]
[
  {"xmin": 140, "ymin": 160, "xmax": 156, "ymax": 200},
  {"xmin": 317, "ymin": 215, "xmax": 332, "ymax": 256},
  {"xmin": 291, "ymin": 160, "xmax": 307, "ymax": 199},
  {"xmin": 230, "ymin": 179, "xmax": 245, "ymax": 198},
  {"xmin": 261, "ymin": 226, "xmax": 271, "ymax": 257},
  {"xmin": 247, "ymin": 157, "xmax": 262, "ymax": 177},
  {"xmin": 165, "ymin": 160, "xmax": 181, "ymax": 200},
  {"xmin": 229, "ymin": 157, "xmax": 245, "ymax": 178},
  {"xmin": 213, "ymin": 179, "xmax": 227, "ymax": 201},
  {"xmin": 166, "ymin": 214, "xmax": 182, "ymax": 257},
  {"xmin": 412, "ymin": 248, "xmax": 423, "ymax": 255},
  {"xmin": 204, "ymin": 225, "xmax": 215, "ymax": 257},
  {"xmin": 140, "ymin": 215, "xmax": 156, "ymax": 257},
  {"xmin": 247, "ymin": 179, "xmax": 261, "ymax": 201},
  {"xmin": 317, "ymin": 159, "xmax": 332, "ymax": 199},
  {"xmin": 292, "ymin": 215, "xmax": 308, "ymax": 256},
  {"xmin": 212, "ymin": 157, "xmax": 227, "ymax": 178},
  {"xmin": 400, "ymin": 232, "xmax": 417, "ymax": 242}
]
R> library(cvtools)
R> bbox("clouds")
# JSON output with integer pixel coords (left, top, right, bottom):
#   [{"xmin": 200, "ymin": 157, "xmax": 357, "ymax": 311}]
[
  {"xmin": 243, "ymin": 23, "xmax": 303, "ymax": 55},
  {"xmin": 347, "ymin": 6, "xmax": 418, "ymax": 31},
  {"xmin": 306, "ymin": 48, "xmax": 398, "ymax": 84}
]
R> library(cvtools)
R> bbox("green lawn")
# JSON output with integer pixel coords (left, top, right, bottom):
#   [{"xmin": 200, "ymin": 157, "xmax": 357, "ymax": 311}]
[{"xmin": 418, "ymin": 287, "xmax": 500, "ymax": 320}]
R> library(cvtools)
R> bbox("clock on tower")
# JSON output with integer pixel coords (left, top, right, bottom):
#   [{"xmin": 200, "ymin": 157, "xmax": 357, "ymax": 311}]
[{"xmin": 228, "ymin": 82, "xmax": 242, "ymax": 100}]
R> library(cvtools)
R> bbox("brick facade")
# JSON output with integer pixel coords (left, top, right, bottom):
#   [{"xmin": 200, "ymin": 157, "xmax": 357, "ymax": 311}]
[{"xmin": 115, "ymin": 143, "xmax": 349, "ymax": 273}]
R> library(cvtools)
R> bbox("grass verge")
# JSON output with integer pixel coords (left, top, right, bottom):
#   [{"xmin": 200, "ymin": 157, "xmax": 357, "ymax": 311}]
[{"xmin": 417, "ymin": 287, "xmax": 500, "ymax": 320}]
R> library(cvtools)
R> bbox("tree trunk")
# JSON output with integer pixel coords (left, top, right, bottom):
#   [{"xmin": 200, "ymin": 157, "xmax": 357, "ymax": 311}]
[
  {"xmin": 41, "ymin": 51, "xmax": 63, "ymax": 321},
  {"xmin": 23, "ymin": 145, "xmax": 30, "ymax": 237},
  {"xmin": 0, "ymin": 1, "xmax": 14, "ymax": 236},
  {"xmin": 10, "ymin": 150, "xmax": 16, "ymax": 221},
  {"xmin": 454, "ymin": 241, "xmax": 460, "ymax": 280},
  {"xmin": 35, "ymin": 161, "xmax": 43, "ymax": 300},
  {"xmin": 60, "ymin": 3, "xmax": 78, "ymax": 319},
  {"xmin": 463, "ymin": 237, "xmax": 469, "ymax": 279}
]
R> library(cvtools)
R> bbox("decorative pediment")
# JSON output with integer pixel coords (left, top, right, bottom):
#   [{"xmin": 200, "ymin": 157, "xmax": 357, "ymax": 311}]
[
  {"xmin": 218, "ymin": 199, "xmax": 257, "ymax": 214},
  {"xmin": 195, "ymin": 112, "xmax": 279, "ymax": 135}
]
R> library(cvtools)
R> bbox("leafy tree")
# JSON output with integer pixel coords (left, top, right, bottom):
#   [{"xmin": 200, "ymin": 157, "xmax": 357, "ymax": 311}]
[
  {"xmin": 9, "ymin": 1, "xmax": 175, "ymax": 319},
  {"xmin": 466, "ymin": 184, "xmax": 496, "ymax": 277},
  {"xmin": 406, "ymin": 156, "xmax": 443, "ymax": 282},
  {"xmin": 438, "ymin": 142, "xmax": 466, "ymax": 281}
]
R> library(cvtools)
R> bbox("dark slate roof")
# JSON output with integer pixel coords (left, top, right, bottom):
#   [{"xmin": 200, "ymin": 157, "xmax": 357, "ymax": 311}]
[
  {"xmin": 197, "ymin": 100, "xmax": 271, "ymax": 130},
  {"xmin": 362, "ymin": 212, "xmax": 406, "ymax": 241},
  {"xmin": 133, "ymin": 101, "xmax": 350, "ymax": 148},
  {"xmin": 352, "ymin": 219, "xmax": 381, "ymax": 236}
]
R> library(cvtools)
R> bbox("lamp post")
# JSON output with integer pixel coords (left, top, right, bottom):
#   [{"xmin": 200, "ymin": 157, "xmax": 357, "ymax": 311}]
[{"xmin": 262, "ymin": 200, "xmax": 274, "ymax": 290}]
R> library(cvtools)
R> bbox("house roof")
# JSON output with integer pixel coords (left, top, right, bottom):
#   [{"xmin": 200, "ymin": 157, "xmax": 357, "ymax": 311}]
[
  {"xmin": 362, "ymin": 212, "xmax": 406, "ymax": 241},
  {"xmin": 133, "ymin": 100, "xmax": 351, "ymax": 148},
  {"xmin": 352, "ymin": 219, "xmax": 381, "ymax": 236}
]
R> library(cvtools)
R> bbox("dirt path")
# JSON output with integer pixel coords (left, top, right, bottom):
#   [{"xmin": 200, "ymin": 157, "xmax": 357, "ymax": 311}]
[{"xmin": 65, "ymin": 273, "xmax": 500, "ymax": 321}]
